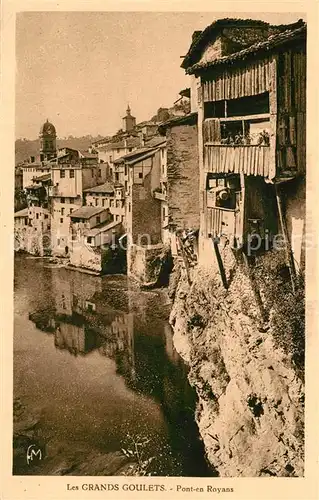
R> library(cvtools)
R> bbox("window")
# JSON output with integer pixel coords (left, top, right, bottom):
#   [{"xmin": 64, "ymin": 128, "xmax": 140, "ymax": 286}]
[
  {"xmin": 36, "ymin": 213, "xmax": 39, "ymax": 219},
  {"xmin": 109, "ymin": 156, "xmax": 112, "ymax": 163},
  {"xmin": 117, "ymin": 149, "xmax": 120, "ymax": 153},
  {"xmin": 70, "ymin": 208, "xmax": 73, "ymax": 214},
  {"xmin": 125, "ymin": 165, "xmax": 128, "ymax": 176},
  {"xmin": 110, "ymin": 200, "xmax": 114, "ymax": 207},
  {"xmin": 95, "ymin": 198, "xmax": 98, "ymax": 206},
  {"xmin": 60, "ymin": 170, "xmax": 65, "ymax": 178},
  {"xmin": 47, "ymin": 225, "xmax": 51, "ymax": 230},
  {"xmin": 129, "ymin": 202, "xmax": 131, "ymax": 212},
  {"xmin": 87, "ymin": 237, "xmax": 93, "ymax": 244},
  {"xmin": 116, "ymin": 215, "xmax": 120, "ymax": 221},
  {"xmin": 115, "ymin": 173, "xmax": 119, "ymax": 182},
  {"xmin": 44, "ymin": 214, "xmax": 48, "ymax": 219},
  {"xmin": 61, "ymin": 197, "xmax": 65, "ymax": 204},
  {"xmin": 102, "ymin": 198, "xmax": 106, "ymax": 207},
  {"xmin": 60, "ymin": 218, "xmax": 63, "ymax": 224},
  {"xmin": 24, "ymin": 218, "xmax": 28, "ymax": 226},
  {"xmin": 61, "ymin": 208, "xmax": 65, "ymax": 216},
  {"xmin": 98, "ymin": 168, "xmax": 101, "ymax": 177},
  {"xmin": 57, "ymin": 238, "xmax": 60, "ymax": 246},
  {"xmin": 138, "ymin": 172, "xmax": 143, "ymax": 179},
  {"xmin": 70, "ymin": 169, "xmax": 75, "ymax": 178},
  {"xmin": 91, "ymin": 169, "xmax": 94, "ymax": 177},
  {"xmin": 96, "ymin": 216, "xmax": 101, "ymax": 225},
  {"xmin": 128, "ymin": 148, "xmax": 133, "ymax": 152}
]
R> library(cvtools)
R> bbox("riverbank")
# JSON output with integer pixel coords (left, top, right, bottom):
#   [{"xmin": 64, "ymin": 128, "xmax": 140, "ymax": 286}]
[{"xmin": 168, "ymin": 251, "xmax": 305, "ymax": 477}]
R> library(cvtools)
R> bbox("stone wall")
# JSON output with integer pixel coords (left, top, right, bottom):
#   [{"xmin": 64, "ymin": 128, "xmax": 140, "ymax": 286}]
[
  {"xmin": 127, "ymin": 243, "xmax": 164, "ymax": 285},
  {"xmin": 166, "ymin": 123, "xmax": 199, "ymax": 231},
  {"xmin": 131, "ymin": 174, "xmax": 162, "ymax": 245},
  {"xmin": 69, "ymin": 242, "xmax": 101, "ymax": 272}
]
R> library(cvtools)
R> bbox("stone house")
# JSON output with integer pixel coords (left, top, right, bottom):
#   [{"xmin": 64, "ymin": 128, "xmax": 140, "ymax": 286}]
[
  {"xmin": 158, "ymin": 112, "xmax": 199, "ymax": 259},
  {"xmin": 69, "ymin": 206, "xmax": 124, "ymax": 273}
]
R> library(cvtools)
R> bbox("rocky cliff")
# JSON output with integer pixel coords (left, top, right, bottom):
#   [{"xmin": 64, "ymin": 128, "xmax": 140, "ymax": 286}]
[{"xmin": 168, "ymin": 246, "xmax": 304, "ymax": 477}]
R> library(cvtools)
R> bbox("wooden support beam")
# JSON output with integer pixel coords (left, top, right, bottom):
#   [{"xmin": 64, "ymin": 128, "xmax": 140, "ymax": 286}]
[
  {"xmin": 275, "ymin": 183, "xmax": 296, "ymax": 293},
  {"xmin": 177, "ymin": 235, "xmax": 192, "ymax": 286},
  {"xmin": 211, "ymin": 237, "xmax": 228, "ymax": 289}
]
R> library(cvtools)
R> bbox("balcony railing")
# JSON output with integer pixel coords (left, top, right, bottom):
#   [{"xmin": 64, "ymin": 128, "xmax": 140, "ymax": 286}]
[{"xmin": 204, "ymin": 144, "xmax": 270, "ymax": 178}]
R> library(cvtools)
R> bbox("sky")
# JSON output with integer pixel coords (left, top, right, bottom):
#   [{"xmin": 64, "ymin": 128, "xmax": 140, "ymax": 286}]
[{"xmin": 16, "ymin": 11, "xmax": 305, "ymax": 140}]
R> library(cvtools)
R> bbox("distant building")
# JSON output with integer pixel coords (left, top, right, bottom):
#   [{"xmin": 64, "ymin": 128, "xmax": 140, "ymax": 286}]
[
  {"xmin": 49, "ymin": 147, "xmax": 107, "ymax": 256},
  {"xmin": 39, "ymin": 119, "xmax": 57, "ymax": 161},
  {"xmin": 69, "ymin": 206, "xmax": 124, "ymax": 273},
  {"xmin": 122, "ymin": 105, "xmax": 136, "ymax": 133}
]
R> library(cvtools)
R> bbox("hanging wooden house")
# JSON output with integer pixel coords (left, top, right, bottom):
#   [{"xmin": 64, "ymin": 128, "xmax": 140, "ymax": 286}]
[{"xmin": 182, "ymin": 18, "xmax": 306, "ymax": 250}]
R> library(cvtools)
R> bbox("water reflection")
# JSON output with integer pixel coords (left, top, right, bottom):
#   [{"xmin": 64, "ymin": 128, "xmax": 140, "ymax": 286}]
[{"xmin": 15, "ymin": 256, "xmax": 213, "ymax": 476}]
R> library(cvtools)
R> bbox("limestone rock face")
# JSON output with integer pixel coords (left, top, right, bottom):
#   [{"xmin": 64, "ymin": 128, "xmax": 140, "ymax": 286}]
[{"xmin": 169, "ymin": 255, "xmax": 304, "ymax": 477}]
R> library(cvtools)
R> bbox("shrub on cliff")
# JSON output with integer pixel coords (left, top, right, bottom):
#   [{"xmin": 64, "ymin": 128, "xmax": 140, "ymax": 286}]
[{"xmin": 254, "ymin": 259, "xmax": 305, "ymax": 379}]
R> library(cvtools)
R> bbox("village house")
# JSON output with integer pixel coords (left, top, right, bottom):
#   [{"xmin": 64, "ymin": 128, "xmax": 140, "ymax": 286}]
[
  {"xmin": 158, "ymin": 112, "xmax": 199, "ymax": 262},
  {"xmin": 83, "ymin": 181, "xmax": 125, "ymax": 224},
  {"xmin": 115, "ymin": 144, "xmax": 166, "ymax": 284},
  {"xmin": 69, "ymin": 205, "xmax": 124, "ymax": 273},
  {"xmin": 49, "ymin": 147, "xmax": 108, "ymax": 256},
  {"xmin": 14, "ymin": 172, "xmax": 52, "ymax": 255},
  {"xmin": 180, "ymin": 18, "xmax": 306, "ymax": 285},
  {"xmin": 20, "ymin": 119, "xmax": 56, "ymax": 188}
]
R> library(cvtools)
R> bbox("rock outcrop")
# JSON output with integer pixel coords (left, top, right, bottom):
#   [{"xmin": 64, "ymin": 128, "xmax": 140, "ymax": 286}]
[{"xmin": 169, "ymin": 247, "xmax": 304, "ymax": 477}]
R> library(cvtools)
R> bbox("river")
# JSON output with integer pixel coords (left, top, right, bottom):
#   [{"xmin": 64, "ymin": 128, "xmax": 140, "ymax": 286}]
[{"xmin": 13, "ymin": 254, "xmax": 214, "ymax": 477}]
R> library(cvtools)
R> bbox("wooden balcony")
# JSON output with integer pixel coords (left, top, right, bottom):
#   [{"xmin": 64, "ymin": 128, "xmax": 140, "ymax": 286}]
[{"xmin": 204, "ymin": 144, "xmax": 270, "ymax": 177}]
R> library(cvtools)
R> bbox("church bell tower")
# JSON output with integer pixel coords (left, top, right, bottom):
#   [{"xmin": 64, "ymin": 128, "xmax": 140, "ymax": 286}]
[{"xmin": 39, "ymin": 119, "xmax": 57, "ymax": 161}]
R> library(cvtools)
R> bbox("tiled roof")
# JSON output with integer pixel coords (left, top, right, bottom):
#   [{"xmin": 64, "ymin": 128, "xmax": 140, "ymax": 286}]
[
  {"xmin": 33, "ymin": 173, "xmax": 51, "ymax": 182},
  {"xmin": 98, "ymin": 137, "xmax": 141, "ymax": 151},
  {"xmin": 79, "ymin": 150, "xmax": 98, "ymax": 159},
  {"xmin": 84, "ymin": 220, "xmax": 123, "ymax": 237},
  {"xmin": 187, "ymin": 22, "xmax": 306, "ymax": 74},
  {"xmin": 127, "ymin": 149, "xmax": 157, "ymax": 166},
  {"xmin": 14, "ymin": 208, "xmax": 29, "ymax": 217},
  {"xmin": 113, "ymin": 147, "xmax": 155, "ymax": 164},
  {"xmin": 158, "ymin": 112, "xmax": 198, "ymax": 133},
  {"xmin": 70, "ymin": 206, "xmax": 107, "ymax": 219},
  {"xmin": 181, "ymin": 18, "xmax": 272, "ymax": 69},
  {"xmin": 144, "ymin": 136, "xmax": 166, "ymax": 148},
  {"xmin": 83, "ymin": 182, "xmax": 114, "ymax": 194}
]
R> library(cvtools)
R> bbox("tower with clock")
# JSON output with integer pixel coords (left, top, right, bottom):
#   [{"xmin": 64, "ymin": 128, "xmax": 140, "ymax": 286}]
[{"xmin": 39, "ymin": 119, "xmax": 57, "ymax": 161}]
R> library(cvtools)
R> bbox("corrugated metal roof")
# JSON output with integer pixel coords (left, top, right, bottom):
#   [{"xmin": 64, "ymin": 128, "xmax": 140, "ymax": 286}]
[{"xmin": 70, "ymin": 206, "xmax": 107, "ymax": 219}]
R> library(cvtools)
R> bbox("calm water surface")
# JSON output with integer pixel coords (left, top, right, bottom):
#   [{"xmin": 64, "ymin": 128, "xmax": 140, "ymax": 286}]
[{"xmin": 13, "ymin": 254, "xmax": 213, "ymax": 476}]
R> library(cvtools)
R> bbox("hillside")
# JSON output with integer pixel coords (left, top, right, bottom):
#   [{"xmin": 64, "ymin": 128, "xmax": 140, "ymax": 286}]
[{"xmin": 15, "ymin": 136, "xmax": 105, "ymax": 164}]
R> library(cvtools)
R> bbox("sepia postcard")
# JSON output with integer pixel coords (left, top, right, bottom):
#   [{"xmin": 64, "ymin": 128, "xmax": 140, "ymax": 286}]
[{"xmin": 1, "ymin": 1, "xmax": 318, "ymax": 499}]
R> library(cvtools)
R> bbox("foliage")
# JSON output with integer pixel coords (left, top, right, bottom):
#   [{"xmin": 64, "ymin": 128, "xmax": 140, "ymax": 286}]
[{"xmin": 254, "ymin": 261, "xmax": 305, "ymax": 379}]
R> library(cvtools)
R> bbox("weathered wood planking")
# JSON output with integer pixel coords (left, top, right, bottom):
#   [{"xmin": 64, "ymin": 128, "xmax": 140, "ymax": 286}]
[
  {"xmin": 276, "ymin": 48, "xmax": 306, "ymax": 175},
  {"xmin": 207, "ymin": 207, "xmax": 223, "ymax": 237},
  {"xmin": 203, "ymin": 59, "xmax": 271, "ymax": 102},
  {"xmin": 204, "ymin": 145, "xmax": 270, "ymax": 177}
]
